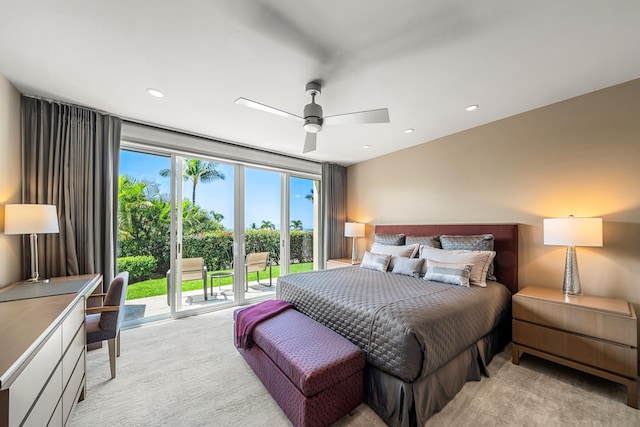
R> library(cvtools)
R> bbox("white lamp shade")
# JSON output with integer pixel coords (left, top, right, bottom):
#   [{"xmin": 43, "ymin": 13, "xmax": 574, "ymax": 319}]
[
  {"xmin": 344, "ymin": 222, "xmax": 365, "ymax": 238},
  {"xmin": 4, "ymin": 204, "xmax": 60, "ymax": 235},
  {"xmin": 543, "ymin": 217, "xmax": 602, "ymax": 247}
]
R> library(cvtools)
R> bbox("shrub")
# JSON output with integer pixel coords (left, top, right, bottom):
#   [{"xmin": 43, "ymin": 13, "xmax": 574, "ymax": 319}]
[
  {"xmin": 121, "ymin": 230, "xmax": 314, "ymax": 276},
  {"xmin": 245, "ymin": 229, "xmax": 281, "ymax": 265},
  {"xmin": 117, "ymin": 255, "xmax": 157, "ymax": 283},
  {"xmin": 290, "ymin": 230, "xmax": 314, "ymax": 263},
  {"xmin": 183, "ymin": 231, "xmax": 234, "ymax": 271}
]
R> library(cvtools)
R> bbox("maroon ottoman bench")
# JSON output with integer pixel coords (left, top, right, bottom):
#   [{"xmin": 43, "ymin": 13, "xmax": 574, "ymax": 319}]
[{"xmin": 234, "ymin": 307, "xmax": 365, "ymax": 427}]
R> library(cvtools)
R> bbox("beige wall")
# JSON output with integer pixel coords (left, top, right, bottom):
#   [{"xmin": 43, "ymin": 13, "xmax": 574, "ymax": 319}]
[
  {"xmin": 347, "ymin": 79, "xmax": 640, "ymax": 305},
  {"xmin": 0, "ymin": 73, "xmax": 22, "ymax": 288}
]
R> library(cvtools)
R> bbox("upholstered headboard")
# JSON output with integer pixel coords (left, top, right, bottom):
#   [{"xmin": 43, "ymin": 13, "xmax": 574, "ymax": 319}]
[{"xmin": 374, "ymin": 224, "xmax": 519, "ymax": 294}]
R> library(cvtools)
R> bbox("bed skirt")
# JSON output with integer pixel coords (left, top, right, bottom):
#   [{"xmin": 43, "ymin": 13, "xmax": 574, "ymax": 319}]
[{"xmin": 364, "ymin": 321, "xmax": 509, "ymax": 427}]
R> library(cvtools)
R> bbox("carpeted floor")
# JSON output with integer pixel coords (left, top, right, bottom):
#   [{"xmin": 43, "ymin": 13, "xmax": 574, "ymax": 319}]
[{"xmin": 69, "ymin": 307, "xmax": 640, "ymax": 427}]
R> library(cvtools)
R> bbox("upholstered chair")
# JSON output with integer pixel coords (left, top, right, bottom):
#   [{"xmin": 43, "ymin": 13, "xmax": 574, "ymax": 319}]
[{"xmin": 86, "ymin": 271, "xmax": 129, "ymax": 379}]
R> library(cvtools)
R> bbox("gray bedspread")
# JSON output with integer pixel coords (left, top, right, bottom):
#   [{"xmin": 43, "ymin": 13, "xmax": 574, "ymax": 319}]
[{"xmin": 276, "ymin": 267, "xmax": 511, "ymax": 382}]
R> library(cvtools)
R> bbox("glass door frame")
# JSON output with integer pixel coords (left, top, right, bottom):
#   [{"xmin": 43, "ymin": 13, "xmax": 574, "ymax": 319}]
[
  {"xmin": 168, "ymin": 155, "xmax": 183, "ymax": 317},
  {"xmin": 233, "ymin": 164, "xmax": 247, "ymax": 305},
  {"xmin": 280, "ymin": 173, "xmax": 291, "ymax": 277}
]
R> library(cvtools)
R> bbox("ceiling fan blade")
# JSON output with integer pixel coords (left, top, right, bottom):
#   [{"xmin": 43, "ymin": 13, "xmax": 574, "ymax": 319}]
[
  {"xmin": 302, "ymin": 132, "xmax": 317, "ymax": 153},
  {"xmin": 234, "ymin": 97, "xmax": 303, "ymax": 122},
  {"xmin": 323, "ymin": 108, "xmax": 390, "ymax": 126}
]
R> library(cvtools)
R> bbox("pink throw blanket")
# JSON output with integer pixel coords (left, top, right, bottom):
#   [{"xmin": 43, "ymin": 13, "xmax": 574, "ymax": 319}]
[{"xmin": 235, "ymin": 299, "xmax": 293, "ymax": 349}]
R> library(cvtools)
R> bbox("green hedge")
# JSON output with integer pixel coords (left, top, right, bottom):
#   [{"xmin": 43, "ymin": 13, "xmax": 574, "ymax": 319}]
[
  {"xmin": 120, "ymin": 230, "xmax": 314, "ymax": 276},
  {"xmin": 117, "ymin": 255, "xmax": 157, "ymax": 283}
]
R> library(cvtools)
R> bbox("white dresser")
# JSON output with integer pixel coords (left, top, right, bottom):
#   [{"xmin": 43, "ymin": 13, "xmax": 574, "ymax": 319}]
[{"xmin": 0, "ymin": 274, "xmax": 102, "ymax": 427}]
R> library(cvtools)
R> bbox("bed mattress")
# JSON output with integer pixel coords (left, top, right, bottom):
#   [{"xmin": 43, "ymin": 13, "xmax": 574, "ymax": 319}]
[{"xmin": 277, "ymin": 266, "xmax": 511, "ymax": 382}]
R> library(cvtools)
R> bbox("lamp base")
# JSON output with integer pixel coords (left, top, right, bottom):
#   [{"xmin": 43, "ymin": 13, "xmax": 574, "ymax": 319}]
[
  {"xmin": 22, "ymin": 277, "xmax": 50, "ymax": 284},
  {"xmin": 562, "ymin": 246, "xmax": 582, "ymax": 296},
  {"xmin": 351, "ymin": 237, "xmax": 358, "ymax": 264}
]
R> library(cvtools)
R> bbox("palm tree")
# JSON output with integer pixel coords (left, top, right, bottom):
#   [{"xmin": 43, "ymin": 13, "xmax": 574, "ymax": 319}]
[
  {"xmin": 305, "ymin": 188, "xmax": 314, "ymax": 203},
  {"xmin": 290, "ymin": 219, "xmax": 303, "ymax": 230},
  {"xmin": 249, "ymin": 222, "xmax": 258, "ymax": 230},
  {"xmin": 160, "ymin": 159, "xmax": 225, "ymax": 204},
  {"xmin": 260, "ymin": 220, "xmax": 276, "ymax": 230},
  {"xmin": 210, "ymin": 211, "xmax": 224, "ymax": 223}
]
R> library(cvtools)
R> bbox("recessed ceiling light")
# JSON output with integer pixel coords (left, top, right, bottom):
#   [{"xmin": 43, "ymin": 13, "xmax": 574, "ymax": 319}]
[
  {"xmin": 465, "ymin": 104, "xmax": 479, "ymax": 111},
  {"xmin": 147, "ymin": 88, "xmax": 164, "ymax": 98},
  {"xmin": 362, "ymin": 145, "xmax": 371, "ymax": 149},
  {"xmin": 404, "ymin": 128, "xmax": 415, "ymax": 134}
]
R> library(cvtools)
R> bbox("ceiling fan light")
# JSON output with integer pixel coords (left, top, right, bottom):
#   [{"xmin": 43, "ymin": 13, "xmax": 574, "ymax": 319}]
[{"xmin": 303, "ymin": 122, "xmax": 322, "ymax": 133}]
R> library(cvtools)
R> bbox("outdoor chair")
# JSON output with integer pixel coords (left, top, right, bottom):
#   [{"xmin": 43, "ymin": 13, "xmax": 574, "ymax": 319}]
[
  {"xmin": 166, "ymin": 257, "xmax": 208, "ymax": 304},
  {"xmin": 86, "ymin": 272, "xmax": 129, "ymax": 379},
  {"xmin": 245, "ymin": 251, "xmax": 272, "ymax": 291}
]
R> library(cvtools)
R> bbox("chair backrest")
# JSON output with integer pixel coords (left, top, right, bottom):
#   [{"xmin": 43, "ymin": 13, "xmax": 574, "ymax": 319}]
[
  {"xmin": 246, "ymin": 252, "xmax": 269, "ymax": 273},
  {"xmin": 179, "ymin": 257, "xmax": 206, "ymax": 281},
  {"xmin": 99, "ymin": 272, "xmax": 129, "ymax": 334}
]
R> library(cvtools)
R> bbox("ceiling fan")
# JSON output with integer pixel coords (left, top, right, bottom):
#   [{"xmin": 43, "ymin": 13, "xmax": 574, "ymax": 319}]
[{"xmin": 235, "ymin": 81, "xmax": 390, "ymax": 153}]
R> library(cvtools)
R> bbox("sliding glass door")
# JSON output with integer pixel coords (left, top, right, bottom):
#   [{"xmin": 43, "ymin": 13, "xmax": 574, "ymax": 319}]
[
  {"xmin": 118, "ymin": 143, "xmax": 321, "ymax": 323},
  {"xmin": 243, "ymin": 167, "xmax": 281, "ymax": 302},
  {"xmin": 288, "ymin": 176, "xmax": 319, "ymax": 274},
  {"xmin": 170, "ymin": 155, "xmax": 236, "ymax": 316},
  {"xmin": 118, "ymin": 149, "xmax": 172, "ymax": 323}
]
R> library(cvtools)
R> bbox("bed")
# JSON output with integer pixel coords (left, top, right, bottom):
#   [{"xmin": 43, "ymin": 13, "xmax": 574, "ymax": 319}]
[{"xmin": 276, "ymin": 224, "xmax": 518, "ymax": 427}]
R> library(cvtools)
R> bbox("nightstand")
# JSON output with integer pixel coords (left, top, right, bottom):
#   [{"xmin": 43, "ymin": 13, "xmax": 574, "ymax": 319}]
[
  {"xmin": 512, "ymin": 286, "xmax": 638, "ymax": 408},
  {"xmin": 326, "ymin": 258, "xmax": 361, "ymax": 269}
]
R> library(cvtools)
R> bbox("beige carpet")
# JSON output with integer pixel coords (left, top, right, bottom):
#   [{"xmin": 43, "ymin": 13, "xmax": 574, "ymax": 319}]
[{"xmin": 69, "ymin": 307, "xmax": 640, "ymax": 427}]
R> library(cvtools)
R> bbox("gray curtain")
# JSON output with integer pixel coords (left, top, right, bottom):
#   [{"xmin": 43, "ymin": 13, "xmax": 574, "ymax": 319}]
[
  {"xmin": 321, "ymin": 162, "xmax": 347, "ymax": 265},
  {"xmin": 21, "ymin": 96, "xmax": 121, "ymax": 288}
]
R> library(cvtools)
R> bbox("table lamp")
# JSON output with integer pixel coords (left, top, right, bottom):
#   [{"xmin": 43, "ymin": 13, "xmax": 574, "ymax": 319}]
[
  {"xmin": 4, "ymin": 204, "xmax": 60, "ymax": 283},
  {"xmin": 543, "ymin": 216, "xmax": 603, "ymax": 295},
  {"xmin": 344, "ymin": 222, "xmax": 365, "ymax": 264}
]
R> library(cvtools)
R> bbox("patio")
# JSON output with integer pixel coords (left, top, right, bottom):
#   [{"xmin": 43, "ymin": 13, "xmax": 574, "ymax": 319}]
[{"xmin": 123, "ymin": 280, "xmax": 277, "ymax": 323}]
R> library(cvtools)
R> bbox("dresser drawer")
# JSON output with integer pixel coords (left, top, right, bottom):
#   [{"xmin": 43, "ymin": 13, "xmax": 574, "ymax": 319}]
[
  {"xmin": 62, "ymin": 325, "xmax": 84, "ymax": 384},
  {"xmin": 9, "ymin": 327, "xmax": 62, "ymax": 426},
  {"xmin": 513, "ymin": 320, "xmax": 637, "ymax": 378},
  {"xmin": 62, "ymin": 298, "xmax": 85, "ymax": 351},
  {"xmin": 513, "ymin": 294, "xmax": 636, "ymax": 347},
  {"xmin": 21, "ymin": 363, "xmax": 62, "ymax": 427},
  {"xmin": 62, "ymin": 348, "xmax": 85, "ymax": 425}
]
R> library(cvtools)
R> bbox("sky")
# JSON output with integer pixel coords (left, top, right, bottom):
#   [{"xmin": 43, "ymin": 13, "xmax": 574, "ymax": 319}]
[{"xmin": 119, "ymin": 150, "xmax": 315, "ymax": 231}]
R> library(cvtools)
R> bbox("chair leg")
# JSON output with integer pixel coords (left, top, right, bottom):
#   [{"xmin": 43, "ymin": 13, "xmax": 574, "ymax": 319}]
[
  {"xmin": 108, "ymin": 338, "xmax": 117, "ymax": 379},
  {"xmin": 116, "ymin": 330, "xmax": 121, "ymax": 357}
]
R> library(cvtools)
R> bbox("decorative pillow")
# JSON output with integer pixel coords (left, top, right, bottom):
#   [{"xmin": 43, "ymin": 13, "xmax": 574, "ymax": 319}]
[
  {"xmin": 439, "ymin": 234, "xmax": 496, "ymax": 281},
  {"xmin": 360, "ymin": 251, "xmax": 391, "ymax": 272},
  {"xmin": 370, "ymin": 242, "xmax": 420, "ymax": 270},
  {"xmin": 374, "ymin": 233, "xmax": 406, "ymax": 246},
  {"xmin": 424, "ymin": 259, "xmax": 473, "ymax": 287},
  {"xmin": 391, "ymin": 257, "xmax": 424, "ymax": 278},
  {"xmin": 405, "ymin": 235, "xmax": 441, "ymax": 249},
  {"xmin": 419, "ymin": 246, "xmax": 496, "ymax": 287}
]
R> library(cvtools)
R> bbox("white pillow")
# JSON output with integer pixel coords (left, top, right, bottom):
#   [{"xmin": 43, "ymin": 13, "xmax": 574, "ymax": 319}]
[
  {"xmin": 391, "ymin": 257, "xmax": 424, "ymax": 278},
  {"xmin": 424, "ymin": 259, "xmax": 473, "ymax": 287},
  {"xmin": 419, "ymin": 246, "xmax": 496, "ymax": 287},
  {"xmin": 370, "ymin": 242, "xmax": 420, "ymax": 270},
  {"xmin": 360, "ymin": 251, "xmax": 391, "ymax": 272}
]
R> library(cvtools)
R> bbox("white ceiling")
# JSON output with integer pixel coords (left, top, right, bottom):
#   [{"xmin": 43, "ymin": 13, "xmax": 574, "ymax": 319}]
[{"xmin": 1, "ymin": 1, "xmax": 639, "ymax": 166}]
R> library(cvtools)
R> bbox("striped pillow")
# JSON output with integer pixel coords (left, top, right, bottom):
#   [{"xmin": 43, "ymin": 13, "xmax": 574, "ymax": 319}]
[
  {"xmin": 419, "ymin": 246, "xmax": 495, "ymax": 287},
  {"xmin": 360, "ymin": 251, "xmax": 391, "ymax": 272},
  {"xmin": 424, "ymin": 259, "xmax": 473, "ymax": 287}
]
